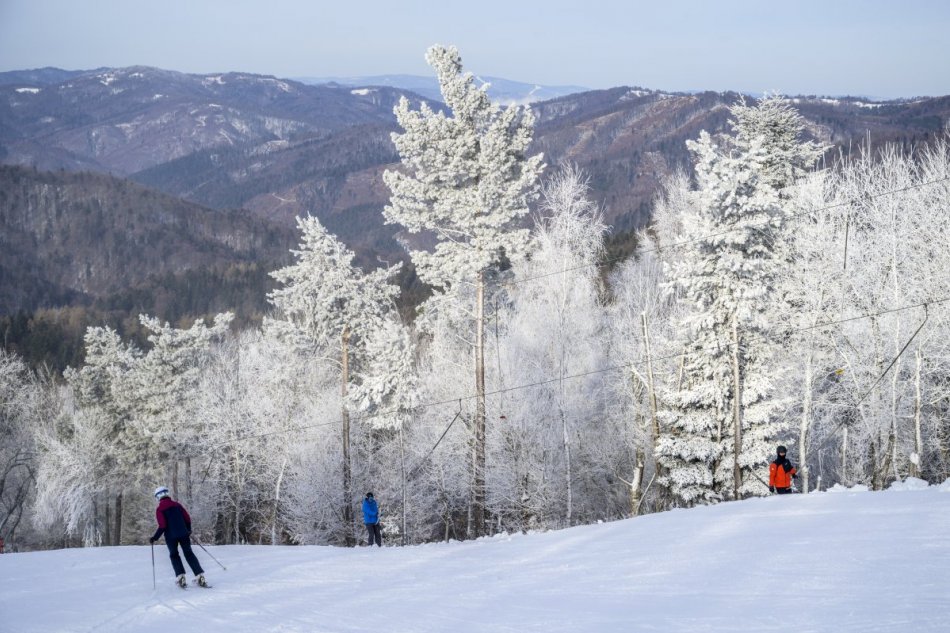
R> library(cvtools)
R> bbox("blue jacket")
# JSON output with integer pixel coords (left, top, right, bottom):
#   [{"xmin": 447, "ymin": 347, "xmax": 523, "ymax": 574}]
[{"xmin": 362, "ymin": 498, "xmax": 379, "ymax": 524}]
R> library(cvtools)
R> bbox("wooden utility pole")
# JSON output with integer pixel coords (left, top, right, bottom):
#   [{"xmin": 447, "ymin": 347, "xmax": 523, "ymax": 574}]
[
  {"xmin": 113, "ymin": 492, "xmax": 122, "ymax": 546},
  {"xmin": 341, "ymin": 326, "xmax": 354, "ymax": 545},
  {"xmin": 641, "ymin": 313, "xmax": 660, "ymax": 443},
  {"xmin": 911, "ymin": 346, "xmax": 923, "ymax": 478},
  {"xmin": 400, "ymin": 423, "xmax": 408, "ymax": 545},
  {"xmin": 799, "ymin": 357, "xmax": 813, "ymax": 494},
  {"xmin": 731, "ymin": 313, "xmax": 743, "ymax": 500},
  {"xmin": 473, "ymin": 270, "xmax": 487, "ymax": 537}
]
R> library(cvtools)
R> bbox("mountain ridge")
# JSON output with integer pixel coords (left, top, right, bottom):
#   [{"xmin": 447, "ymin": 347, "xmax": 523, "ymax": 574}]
[{"xmin": 2, "ymin": 65, "xmax": 948, "ymax": 369}]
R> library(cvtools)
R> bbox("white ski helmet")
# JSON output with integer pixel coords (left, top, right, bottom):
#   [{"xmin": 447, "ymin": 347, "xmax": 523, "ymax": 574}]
[{"xmin": 154, "ymin": 486, "xmax": 170, "ymax": 500}]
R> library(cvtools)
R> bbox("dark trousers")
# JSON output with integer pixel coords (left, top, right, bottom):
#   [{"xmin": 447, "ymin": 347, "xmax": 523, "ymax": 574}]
[
  {"xmin": 775, "ymin": 487, "xmax": 793, "ymax": 495},
  {"xmin": 166, "ymin": 535, "xmax": 204, "ymax": 576},
  {"xmin": 366, "ymin": 523, "xmax": 382, "ymax": 547}
]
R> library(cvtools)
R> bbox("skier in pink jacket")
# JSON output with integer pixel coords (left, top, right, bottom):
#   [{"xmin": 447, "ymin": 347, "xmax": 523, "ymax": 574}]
[{"xmin": 149, "ymin": 486, "xmax": 207, "ymax": 588}]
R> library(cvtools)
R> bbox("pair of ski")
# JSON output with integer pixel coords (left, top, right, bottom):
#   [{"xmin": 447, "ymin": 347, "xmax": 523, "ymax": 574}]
[{"xmin": 177, "ymin": 577, "xmax": 212, "ymax": 589}]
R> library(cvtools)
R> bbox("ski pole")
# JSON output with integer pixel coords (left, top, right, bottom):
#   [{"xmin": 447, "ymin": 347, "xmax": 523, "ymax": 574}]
[
  {"xmin": 192, "ymin": 536, "xmax": 227, "ymax": 571},
  {"xmin": 150, "ymin": 542, "xmax": 156, "ymax": 589}
]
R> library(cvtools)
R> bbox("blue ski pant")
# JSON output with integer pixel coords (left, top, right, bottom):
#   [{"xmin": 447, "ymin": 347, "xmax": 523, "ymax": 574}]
[{"xmin": 165, "ymin": 535, "xmax": 204, "ymax": 576}]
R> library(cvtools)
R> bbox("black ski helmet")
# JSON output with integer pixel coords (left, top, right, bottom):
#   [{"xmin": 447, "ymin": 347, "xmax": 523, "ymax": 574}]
[
  {"xmin": 366, "ymin": 492, "xmax": 374, "ymax": 499},
  {"xmin": 777, "ymin": 445, "xmax": 787, "ymax": 454}
]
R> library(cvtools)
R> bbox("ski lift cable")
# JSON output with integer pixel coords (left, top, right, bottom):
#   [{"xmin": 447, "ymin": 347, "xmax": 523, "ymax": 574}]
[
  {"xmin": 405, "ymin": 401, "xmax": 463, "ymax": 480},
  {"xmin": 811, "ymin": 302, "xmax": 931, "ymax": 453},
  {"xmin": 196, "ymin": 295, "xmax": 950, "ymax": 452},
  {"xmin": 478, "ymin": 175, "xmax": 950, "ymax": 291}
]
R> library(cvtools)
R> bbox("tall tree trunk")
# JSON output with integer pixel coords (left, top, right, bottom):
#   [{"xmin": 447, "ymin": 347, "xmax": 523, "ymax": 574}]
[
  {"xmin": 628, "ymin": 371, "xmax": 647, "ymax": 515},
  {"xmin": 630, "ymin": 447, "xmax": 645, "ymax": 516},
  {"xmin": 171, "ymin": 461, "xmax": 179, "ymax": 500},
  {"xmin": 234, "ymin": 451, "xmax": 241, "ymax": 544},
  {"xmin": 911, "ymin": 346, "xmax": 923, "ymax": 478},
  {"xmin": 104, "ymin": 497, "xmax": 111, "ymax": 545},
  {"xmin": 880, "ymin": 431, "xmax": 896, "ymax": 490},
  {"xmin": 473, "ymin": 270, "xmax": 486, "ymax": 537},
  {"xmin": 113, "ymin": 492, "xmax": 122, "ymax": 546},
  {"xmin": 890, "ymin": 332, "xmax": 901, "ymax": 484},
  {"xmin": 799, "ymin": 352, "xmax": 814, "ymax": 493},
  {"xmin": 400, "ymin": 423, "xmax": 407, "ymax": 545},
  {"xmin": 840, "ymin": 427, "xmax": 849, "ymax": 486},
  {"xmin": 798, "ymin": 290, "xmax": 825, "ymax": 493},
  {"xmin": 731, "ymin": 313, "xmax": 743, "ymax": 500},
  {"xmin": 92, "ymin": 497, "xmax": 99, "ymax": 546},
  {"xmin": 642, "ymin": 312, "xmax": 663, "ymax": 485},
  {"xmin": 559, "ymin": 408, "xmax": 573, "ymax": 525},
  {"xmin": 272, "ymin": 458, "xmax": 287, "ymax": 545},
  {"xmin": 341, "ymin": 326, "xmax": 354, "ymax": 546},
  {"xmin": 869, "ymin": 440, "xmax": 880, "ymax": 490},
  {"xmin": 185, "ymin": 457, "xmax": 192, "ymax": 504}
]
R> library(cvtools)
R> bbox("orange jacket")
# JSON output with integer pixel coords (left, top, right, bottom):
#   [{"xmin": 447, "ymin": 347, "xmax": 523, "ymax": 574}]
[{"xmin": 769, "ymin": 458, "xmax": 796, "ymax": 489}]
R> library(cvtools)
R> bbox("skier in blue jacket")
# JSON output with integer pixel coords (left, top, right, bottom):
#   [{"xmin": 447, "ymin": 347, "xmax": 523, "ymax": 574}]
[{"xmin": 362, "ymin": 492, "xmax": 382, "ymax": 547}]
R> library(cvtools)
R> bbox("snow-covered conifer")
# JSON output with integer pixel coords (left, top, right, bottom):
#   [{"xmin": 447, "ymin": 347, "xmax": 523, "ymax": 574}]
[
  {"xmin": 268, "ymin": 215, "xmax": 401, "ymax": 542},
  {"xmin": 130, "ymin": 313, "xmax": 233, "ymax": 495},
  {"xmin": 383, "ymin": 44, "xmax": 544, "ymax": 536},
  {"xmin": 657, "ymin": 97, "xmax": 822, "ymax": 504}
]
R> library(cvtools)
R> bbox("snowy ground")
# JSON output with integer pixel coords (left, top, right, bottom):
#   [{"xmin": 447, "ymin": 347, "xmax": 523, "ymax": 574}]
[{"xmin": 3, "ymin": 482, "xmax": 948, "ymax": 633}]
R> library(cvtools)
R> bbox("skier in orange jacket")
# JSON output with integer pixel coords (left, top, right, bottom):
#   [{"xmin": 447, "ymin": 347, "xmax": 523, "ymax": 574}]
[{"xmin": 769, "ymin": 445, "xmax": 797, "ymax": 494}]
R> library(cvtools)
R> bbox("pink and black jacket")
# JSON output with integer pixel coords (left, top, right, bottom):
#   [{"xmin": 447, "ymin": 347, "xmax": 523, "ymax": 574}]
[{"xmin": 151, "ymin": 497, "xmax": 193, "ymax": 542}]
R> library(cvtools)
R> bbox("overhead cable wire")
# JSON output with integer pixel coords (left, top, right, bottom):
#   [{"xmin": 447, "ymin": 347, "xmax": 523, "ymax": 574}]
[
  {"xmin": 197, "ymin": 295, "xmax": 950, "ymax": 453},
  {"xmin": 811, "ymin": 302, "xmax": 933, "ymax": 452},
  {"xmin": 480, "ymin": 175, "xmax": 950, "ymax": 291}
]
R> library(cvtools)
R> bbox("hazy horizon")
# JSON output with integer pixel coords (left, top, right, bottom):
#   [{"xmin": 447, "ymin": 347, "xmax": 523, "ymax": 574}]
[{"xmin": 1, "ymin": 0, "xmax": 949, "ymax": 98}]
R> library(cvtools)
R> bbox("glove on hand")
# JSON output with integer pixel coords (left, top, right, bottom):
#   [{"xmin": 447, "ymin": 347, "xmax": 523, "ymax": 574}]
[{"xmin": 149, "ymin": 537, "xmax": 157, "ymax": 544}]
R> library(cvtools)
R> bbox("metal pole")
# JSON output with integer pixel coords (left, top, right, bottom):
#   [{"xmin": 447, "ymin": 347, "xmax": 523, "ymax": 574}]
[
  {"xmin": 150, "ymin": 542, "xmax": 156, "ymax": 589},
  {"xmin": 192, "ymin": 536, "xmax": 227, "ymax": 571}
]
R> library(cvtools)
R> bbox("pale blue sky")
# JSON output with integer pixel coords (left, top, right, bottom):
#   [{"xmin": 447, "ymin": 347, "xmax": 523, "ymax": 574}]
[{"xmin": 1, "ymin": 0, "xmax": 947, "ymax": 97}]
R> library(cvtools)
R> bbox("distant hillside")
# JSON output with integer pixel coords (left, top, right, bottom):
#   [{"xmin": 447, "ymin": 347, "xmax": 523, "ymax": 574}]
[
  {"xmin": 4, "ymin": 67, "xmax": 948, "ymax": 247},
  {"xmin": 297, "ymin": 73, "xmax": 588, "ymax": 105},
  {"xmin": 0, "ymin": 164, "xmax": 429, "ymax": 370},
  {"xmin": 0, "ymin": 67, "xmax": 106, "ymax": 86},
  {"xmin": 0, "ymin": 66, "xmax": 430, "ymax": 175},
  {"xmin": 0, "ymin": 164, "xmax": 298, "ymax": 322},
  {"xmin": 2, "ymin": 66, "xmax": 949, "ymax": 370},
  {"xmin": 131, "ymin": 122, "xmax": 404, "ymax": 260}
]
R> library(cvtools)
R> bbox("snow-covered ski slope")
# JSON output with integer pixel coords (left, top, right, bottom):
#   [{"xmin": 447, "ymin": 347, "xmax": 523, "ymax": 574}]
[{"xmin": 3, "ymin": 482, "xmax": 948, "ymax": 633}]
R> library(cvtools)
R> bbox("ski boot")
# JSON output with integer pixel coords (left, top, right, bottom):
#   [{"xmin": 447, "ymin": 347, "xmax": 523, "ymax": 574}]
[
  {"xmin": 176, "ymin": 574, "xmax": 187, "ymax": 588},
  {"xmin": 196, "ymin": 573, "xmax": 209, "ymax": 588}
]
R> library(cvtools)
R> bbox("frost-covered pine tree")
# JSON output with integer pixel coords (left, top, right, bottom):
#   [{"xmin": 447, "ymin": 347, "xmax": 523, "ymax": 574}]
[
  {"xmin": 131, "ymin": 313, "xmax": 233, "ymax": 498},
  {"xmin": 383, "ymin": 44, "xmax": 544, "ymax": 536},
  {"xmin": 657, "ymin": 97, "xmax": 822, "ymax": 504},
  {"xmin": 56, "ymin": 326, "xmax": 141, "ymax": 544},
  {"xmin": 45, "ymin": 315, "xmax": 231, "ymax": 544},
  {"xmin": 268, "ymin": 215, "xmax": 401, "ymax": 543}
]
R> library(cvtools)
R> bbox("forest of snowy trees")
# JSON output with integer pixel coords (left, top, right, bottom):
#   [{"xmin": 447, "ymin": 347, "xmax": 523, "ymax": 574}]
[{"xmin": 2, "ymin": 45, "xmax": 950, "ymax": 550}]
